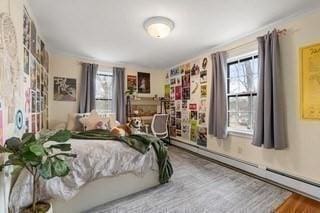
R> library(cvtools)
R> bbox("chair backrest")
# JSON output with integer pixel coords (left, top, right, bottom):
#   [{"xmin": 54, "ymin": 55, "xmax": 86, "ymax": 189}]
[{"xmin": 151, "ymin": 114, "xmax": 169, "ymax": 138}]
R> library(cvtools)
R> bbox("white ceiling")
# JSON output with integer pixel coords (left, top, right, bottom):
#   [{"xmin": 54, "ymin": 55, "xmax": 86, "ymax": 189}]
[{"xmin": 29, "ymin": 0, "xmax": 320, "ymax": 69}]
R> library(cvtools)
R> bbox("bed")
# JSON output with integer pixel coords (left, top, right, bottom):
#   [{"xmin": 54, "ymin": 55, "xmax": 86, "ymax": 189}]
[{"xmin": 9, "ymin": 137, "xmax": 162, "ymax": 213}]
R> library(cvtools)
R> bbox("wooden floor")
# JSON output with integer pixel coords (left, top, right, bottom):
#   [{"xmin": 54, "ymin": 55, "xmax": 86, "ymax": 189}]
[{"xmin": 276, "ymin": 193, "xmax": 320, "ymax": 213}]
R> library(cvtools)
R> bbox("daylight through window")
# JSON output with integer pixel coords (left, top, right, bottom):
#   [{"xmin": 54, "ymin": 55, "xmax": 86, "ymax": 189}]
[
  {"xmin": 95, "ymin": 70, "xmax": 113, "ymax": 112},
  {"xmin": 227, "ymin": 54, "xmax": 258, "ymax": 133}
]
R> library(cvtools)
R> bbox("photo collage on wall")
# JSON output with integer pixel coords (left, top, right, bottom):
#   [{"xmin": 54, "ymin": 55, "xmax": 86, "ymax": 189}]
[
  {"xmin": 168, "ymin": 57, "xmax": 208, "ymax": 147},
  {"xmin": 23, "ymin": 8, "xmax": 49, "ymax": 133}
]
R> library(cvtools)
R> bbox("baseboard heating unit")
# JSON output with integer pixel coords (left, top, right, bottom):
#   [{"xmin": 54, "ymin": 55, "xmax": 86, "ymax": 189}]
[{"xmin": 171, "ymin": 139, "xmax": 320, "ymax": 201}]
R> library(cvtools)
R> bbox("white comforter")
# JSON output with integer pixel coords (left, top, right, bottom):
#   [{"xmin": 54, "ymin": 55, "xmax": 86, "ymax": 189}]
[{"xmin": 9, "ymin": 139, "xmax": 158, "ymax": 211}]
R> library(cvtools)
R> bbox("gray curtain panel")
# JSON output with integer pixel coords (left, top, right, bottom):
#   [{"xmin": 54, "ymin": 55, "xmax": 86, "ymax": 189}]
[
  {"xmin": 79, "ymin": 63, "xmax": 98, "ymax": 113},
  {"xmin": 252, "ymin": 30, "xmax": 287, "ymax": 149},
  {"xmin": 112, "ymin": 67, "xmax": 126, "ymax": 124},
  {"xmin": 208, "ymin": 51, "xmax": 228, "ymax": 139}
]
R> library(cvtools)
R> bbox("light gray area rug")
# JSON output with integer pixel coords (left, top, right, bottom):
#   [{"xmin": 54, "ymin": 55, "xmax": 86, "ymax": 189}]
[{"xmin": 87, "ymin": 146, "xmax": 291, "ymax": 213}]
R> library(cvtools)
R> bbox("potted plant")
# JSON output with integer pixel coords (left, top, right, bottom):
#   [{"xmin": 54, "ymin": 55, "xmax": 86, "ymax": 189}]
[
  {"xmin": 125, "ymin": 86, "xmax": 136, "ymax": 99},
  {"xmin": 0, "ymin": 130, "xmax": 76, "ymax": 213}
]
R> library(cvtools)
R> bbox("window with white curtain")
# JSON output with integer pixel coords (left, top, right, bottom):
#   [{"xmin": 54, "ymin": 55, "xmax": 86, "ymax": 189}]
[
  {"xmin": 95, "ymin": 69, "xmax": 113, "ymax": 112},
  {"xmin": 226, "ymin": 53, "xmax": 258, "ymax": 134}
]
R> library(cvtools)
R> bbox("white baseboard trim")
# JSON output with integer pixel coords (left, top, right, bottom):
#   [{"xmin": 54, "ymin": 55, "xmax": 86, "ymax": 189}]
[{"xmin": 171, "ymin": 139, "xmax": 320, "ymax": 201}]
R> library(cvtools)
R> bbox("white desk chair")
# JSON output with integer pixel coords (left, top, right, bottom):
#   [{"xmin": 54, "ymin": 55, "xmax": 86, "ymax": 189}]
[{"xmin": 151, "ymin": 114, "xmax": 169, "ymax": 139}]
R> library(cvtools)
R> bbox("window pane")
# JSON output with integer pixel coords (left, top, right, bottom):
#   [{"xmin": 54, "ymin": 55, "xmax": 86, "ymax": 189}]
[
  {"xmin": 228, "ymin": 64, "xmax": 238, "ymax": 78},
  {"xmin": 228, "ymin": 78, "xmax": 239, "ymax": 94},
  {"xmin": 96, "ymin": 74, "xmax": 113, "ymax": 99},
  {"xmin": 96, "ymin": 100, "xmax": 112, "ymax": 112},
  {"xmin": 238, "ymin": 96, "xmax": 250, "ymax": 112},
  {"xmin": 238, "ymin": 112, "xmax": 251, "ymax": 130},
  {"xmin": 228, "ymin": 97, "xmax": 237, "ymax": 112},
  {"xmin": 228, "ymin": 112, "xmax": 238, "ymax": 128}
]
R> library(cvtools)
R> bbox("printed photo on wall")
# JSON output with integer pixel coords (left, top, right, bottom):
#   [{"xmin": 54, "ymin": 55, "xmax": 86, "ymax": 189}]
[
  {"xmin": 190, "ymin": 120, "xmax": 198, "ymax": 142},
  {"xmin": 30, "ymin": 57, "xmax": 37, "ymax": 90},
  {"xmin": 170, "ymin": 67, "xmax": 179, "ymax": 77},
  {"xmin": 36, "ymin": 64, "xmax": 41, "ymax": 90},
  {"xmin": 199, "ymin": 99, "xmax": 207, "ymax": 112},
  {"xmin": 197, "ymin": 127, "xmax": 207, "ymax": 147},
  {"xmin": 190, "ymin": 111, "xmax": 198, "ymax": 120},
  {"xmin": 176, "ymin": 119, "xmax": 181, "ymax": 130},
  {"xmin": 127, "ymin": 75, "xmax": 137, "ymax": 90},
  {"xmin": 201, "ymin": 85, "xmax": 207, "ymax": 98},
  {"xmin": 170, "ymin": 117, "xmax": 176, "ymax": 126},
  {"xmin": 31, "ymin": 114, "xmax": 36, "ymax": 133},
  {"xmin": 191, "ymin": 78, "xmax": 200, "ymax": 95},
  {"xmin": 199, "ymin": 112, "xmax": 206, "ymax": 125},
  {"xmin": 170, "ymin": 78, "xmax": 176, "ymax": 85},
  {"xmin": 181, "ymin": 110, "xmax": 189, "ymax": 123},
  {"xmin": 54, "ymin": 77, "xmax": 77, "ymax": 101},
  {"xmin": 30, "ymin": 21, "xmax": 37, "ymax": 57},
  {"xmin": 200, "ymin": 70, "xmax": 207, "ymax": 83},
  {"xmin": 37, "ymin": 91, "xmax": 41, "ymax": 112},
  {"xmin": 175, "ymin": 86, "xmax": 182, "ymax": 100},
  {"xmin": 182, "ymin": 74, "xmax": 190, "ymax": 88},
  {"xmin": 37, "ymin": 113, "xmax": 41, "ymax": 132},
  {"xmin": 23, "ymin": 8, "xmax": 31, "ymax": 49},
  {"xmin": 31, "ymin": 90, "xmax": 36, "ymax": 113},
  {"xmin": 191, "ymin": 64, "xmax": 200, "ymax": 76},
  {"xmin": 182, "ymin": 100, "xmax": 188, "ymax": 109},
  {"xmin": 176, "ymin": 77, "xmax": 181, "ymax": 85},
  {"xmin": 189, "ymin": 103, "xmax": 197, "ymax": 111},
  {"xmin": 24, "ymin": 48, "xmax": 29, "ymax": 75},
  {"xmin": 176, "ymin": 111, "xmax": 181, "ymax": 119},
  {"xmin": 175, "ymin": 101, "xmax": 181, "ymax": 111},
  {"xmin": 181, "ymin": 124, "xmax": 190, "ymax": 140},
  {"xmin": 202, "ymin": 57, "xmax": 208, "ymax": 70},
  {"xmin": 182, "ymin": 88, "xmax": 190, "ymax": 100},
  {"xmin": 137, "ymin": 72, "xmax": 150, "ymax": 93},
  {"xmin": 176, "ymin": 129, "xmax": 181, "ymax": 137}
]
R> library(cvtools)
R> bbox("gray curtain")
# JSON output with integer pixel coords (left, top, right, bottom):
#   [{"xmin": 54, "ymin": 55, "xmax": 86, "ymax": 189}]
[
  {"xmin": 79, "ymin": 63, "xmax": 98, "ymax": 113},
  {"xmin": 252, "ymin": 30, "xmax": 287, "ymax": 149},
  {"xmin": 112, "ymin": 67, "xmax": 126, "ymax": 124},
  {"xmin": 208, "ymin": 52, "xmax": 227, "ymax": 139}
]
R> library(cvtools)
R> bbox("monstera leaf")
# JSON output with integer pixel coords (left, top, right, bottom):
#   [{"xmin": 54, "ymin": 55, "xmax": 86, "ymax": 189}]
[
  {"xmin": 48, "ymin": 130, "xmax": 71, "ymax": 143},
  {"xmin": 22, "ymin": 133, "xmax": 36, "ymax": 144},
  {"xmin": 5, "ymin": 137, "xmax": 22, "ymax": 152},
  {"xmin": 29, "ymin": 143, "xmax": 46, "ymax": 157}
]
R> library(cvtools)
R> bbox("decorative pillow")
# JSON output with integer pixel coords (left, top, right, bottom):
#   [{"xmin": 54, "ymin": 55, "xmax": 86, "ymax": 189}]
[
  {"xmin": 79, "ymin": 111, "xmax": 116, "ymax": 131},
  {"xmin": 66, "ymin": 113, "xmax": 83, "ymax": 131}
]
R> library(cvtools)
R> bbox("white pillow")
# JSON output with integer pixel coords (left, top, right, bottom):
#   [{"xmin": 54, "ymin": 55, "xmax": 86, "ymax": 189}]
[{"xmin": 79, "ymin": 111, "xmax": 117, "ymax": 131}]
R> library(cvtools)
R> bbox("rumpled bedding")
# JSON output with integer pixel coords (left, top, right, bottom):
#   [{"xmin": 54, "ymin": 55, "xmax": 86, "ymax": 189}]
[{"xmin": 9, "ymin": 138, "xmax": 158, "ymax": 212}]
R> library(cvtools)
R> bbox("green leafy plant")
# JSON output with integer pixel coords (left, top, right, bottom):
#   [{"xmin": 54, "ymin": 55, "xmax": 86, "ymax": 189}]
[
  {"xmin": 0, "ymin": 130, "xmax": 76, "ymax": 213},
  {"xmin": 125, "ymin": 86, "xmax": 136, "ymax": 96}
]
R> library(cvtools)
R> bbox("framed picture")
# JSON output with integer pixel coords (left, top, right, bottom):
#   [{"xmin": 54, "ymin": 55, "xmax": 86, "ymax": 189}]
[
  {"xmin": 137, "ymin": 72, "xmax": 150, "ymax": 93},
  {"xmin": 54, "ymin": 77, "xmax": 77, "ymax": 101},
  {"xmin": 127, "ymin": 75, "xmax": 137, "ymax": 90},
  {"xmin": 300, "ymin": 43, "xmax": 320, "ymax": 119}
]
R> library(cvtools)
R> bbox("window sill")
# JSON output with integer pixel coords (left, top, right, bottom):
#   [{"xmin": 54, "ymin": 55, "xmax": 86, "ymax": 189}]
[{"xmin": 227, "ymin": 129, "xmax": 253, "ymax": 139}]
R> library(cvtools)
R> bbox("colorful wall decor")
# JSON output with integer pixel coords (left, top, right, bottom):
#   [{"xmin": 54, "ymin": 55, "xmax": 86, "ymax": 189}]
[
  {"xmin": 300, "ymin": 43, "xmax": 320, "ymax": 119},
  {"xmin": 0, "ymin": 100, "xmax": 4, "ymax": 145},
  {"xmin": 127, "ymin": 75, "xmax": 137, "ymax": 90},
  {"xmin": 137, "ymin": 72, "xmax": 151, "ymax": 93},
  {"xmin": 53, "ymin": 77, "xmax": 77, "ymax": 101},
  {"xmin": 167, "ymin": 57, "xmax": 209, "ymax": 147}
]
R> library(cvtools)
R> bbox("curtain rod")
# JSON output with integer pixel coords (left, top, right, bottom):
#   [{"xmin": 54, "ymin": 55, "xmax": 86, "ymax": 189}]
[{"xmin": 225, "ymin": 28, "xmax": 287, "ymax": 52}]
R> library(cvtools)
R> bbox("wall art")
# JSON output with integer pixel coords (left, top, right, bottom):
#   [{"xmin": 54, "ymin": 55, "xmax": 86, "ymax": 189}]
[
  {"xmin": 137, "ymin": 72, "xmax": 150, "ymax": 93},
  {"xmin": 53, "ymin": 77, "xmax": 77, "ymax": 101},
  {"xmin": 127, "ymin": 75, "xmax": 137, "ymax": 90}
]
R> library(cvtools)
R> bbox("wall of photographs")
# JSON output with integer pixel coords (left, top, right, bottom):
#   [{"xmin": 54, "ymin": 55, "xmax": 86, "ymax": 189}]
[
  {"xmin": 23, "ymin": 7, "xmax": 49, "ymax": 133},
  {"xmin": 167, "ymin": 57, "xmax": 209, "ymax": 147}
]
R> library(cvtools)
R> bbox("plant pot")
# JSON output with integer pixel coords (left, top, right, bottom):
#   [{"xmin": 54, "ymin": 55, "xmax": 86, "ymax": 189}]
[{"xmin": 22, "ymin": 201, "xmax": 52, "ymax": 213}]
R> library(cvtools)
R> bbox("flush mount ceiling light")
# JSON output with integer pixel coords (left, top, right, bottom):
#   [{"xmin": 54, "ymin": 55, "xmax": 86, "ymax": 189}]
[{"xmin": 144, "ymin": 16, "xmax": 174, "ymax": 39}]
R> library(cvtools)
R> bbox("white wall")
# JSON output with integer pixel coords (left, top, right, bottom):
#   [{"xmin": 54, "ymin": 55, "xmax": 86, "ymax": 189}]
[
  {"xmin": 48, "ymin": 53, "xmax": 166, "ymax": 128},
  {"xmin": 168, "ymin": 8, "xmax": 320, "ymax": 183}
]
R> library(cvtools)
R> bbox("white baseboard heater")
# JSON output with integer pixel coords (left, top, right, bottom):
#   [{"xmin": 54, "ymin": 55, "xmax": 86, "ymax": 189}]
[{"xmin": 171, "ymin": 139, "xmax": 320, "ymax": 201}]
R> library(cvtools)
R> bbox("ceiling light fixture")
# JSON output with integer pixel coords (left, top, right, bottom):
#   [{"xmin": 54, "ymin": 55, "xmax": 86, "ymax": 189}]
[{"xmin": 144, "ymin": 16, "xmax": 174, "ymax": 39}]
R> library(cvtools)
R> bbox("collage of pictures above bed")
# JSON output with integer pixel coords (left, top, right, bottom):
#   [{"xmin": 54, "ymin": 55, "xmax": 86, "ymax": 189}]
[{"xmin": 167, "ymin": 57, "xmax": 208, "ymax": 147}]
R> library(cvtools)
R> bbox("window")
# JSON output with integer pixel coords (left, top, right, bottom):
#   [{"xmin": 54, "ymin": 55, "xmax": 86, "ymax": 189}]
[
  {"xmin": 227, "ymin": 54, "xmax": 258, "ymax": 134},
  {"xmin": 95, "ymin": 70, "xmax": 113, "ymax": 112}
]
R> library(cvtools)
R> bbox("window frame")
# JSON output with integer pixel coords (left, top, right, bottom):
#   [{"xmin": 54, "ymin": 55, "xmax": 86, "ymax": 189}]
[
  {"xmin": 226, "ymin": 54, "xmax": 258, "ymax": 136},
  {"xmin": 95, "ymin": 71, "xmax": 113, "ymax": 113}
]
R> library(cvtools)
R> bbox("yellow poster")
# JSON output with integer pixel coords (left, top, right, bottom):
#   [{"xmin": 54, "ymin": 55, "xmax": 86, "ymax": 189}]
[{"xmin": 300, "ymin": 43, "xmax": 320, "ymax": 119}]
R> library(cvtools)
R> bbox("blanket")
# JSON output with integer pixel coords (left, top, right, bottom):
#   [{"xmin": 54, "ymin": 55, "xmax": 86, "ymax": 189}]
[{"xmin": 71, "ymin": 129, "xmax": 173, "ymax": 184}]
